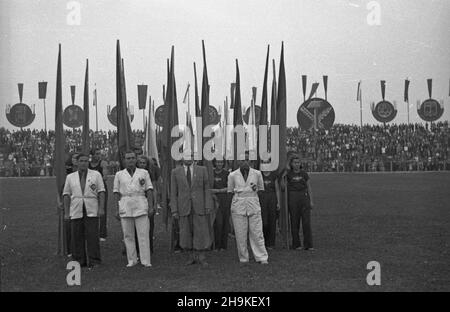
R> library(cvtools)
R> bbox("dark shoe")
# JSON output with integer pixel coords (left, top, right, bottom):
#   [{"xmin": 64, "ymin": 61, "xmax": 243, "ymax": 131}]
[
  {"xmin": 304, "ymin": 247, "xmax": 315, "ymax": 251},
  {"xmin": 185, "ymin": 258, "xmax": 197, "ymax": 265}
]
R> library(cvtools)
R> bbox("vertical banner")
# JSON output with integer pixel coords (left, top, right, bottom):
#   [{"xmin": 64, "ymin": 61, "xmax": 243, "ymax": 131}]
[
  {"xmin": 18, "ymin": 83, "xmax": 24, "ymax": 102},
  {"xmin": 323, "ymin": 75, "xmax": 328, "ymax": 100},
  {"xmin": 301, "ymin": 75, "xmax": 307, "ymax": 102},
  {"xmin": 70, "ymin": 85, "xmax": 76, "ymax": 105},
  {"xmin": 404, "ymin": 79, "xmax": 410, "ymax": 102},
  {"xmin": 82, "ymin": 59, "xmax": 89, "ymax": 154},
  {"xmin": 427, "ymin": 79, "xmax": 432, "ymax": 98},
  {"xmin": 38, "ymin": 82, "xmax": 48, "ymax": 99},
  {"xmin": 137, "ymin": 84, "xmax": 148, "ymax": 110},
  {"xmin": 380, "ymin": 80, "xmax": 386, "ymax": 100}
]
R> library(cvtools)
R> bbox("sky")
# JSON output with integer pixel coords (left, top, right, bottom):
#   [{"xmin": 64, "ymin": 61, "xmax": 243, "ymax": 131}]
[{"xmin": 1, "ymin": 0, "xmax": 449, "ymax": 131}]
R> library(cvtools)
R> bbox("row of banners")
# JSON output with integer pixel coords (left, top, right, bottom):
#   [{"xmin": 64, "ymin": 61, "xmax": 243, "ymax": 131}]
[{"xmin": 5, "ymin": 79, "xmax": 446, "ymax": 130}]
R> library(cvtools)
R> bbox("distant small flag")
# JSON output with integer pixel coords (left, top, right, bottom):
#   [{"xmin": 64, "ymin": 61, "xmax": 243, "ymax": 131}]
[
  {"xmin": 404, "ymin": 79, "xmax": 410, "ymax": 102},
  {"xmin": 308, "ymin": 82, "xmax": 320, "ymax": 100},
  {"xmin": 380, "ymin": 80, "xmax": 386, "ymax": 100},
  {"xmin": 301, "ymin": 75, "xmax": 307, "ymax": 101},
  {"xmin": 230, "ymin": 83, "xmax": 236, "ymax": 109},
  {"xmin": 70, "ymin": 85, "xmax": 76, "ymax": 105},
  {"xmin": 356, "ymin": 81, "xmax": 361, "ymax": 101},
  {"xmin": 323, "ymin": 75, "xmax": 328, "ymax": 100},
  {"xmin": 137, "ymin": 84, "xmax": 148, "ymax": 110},
  {"xmin": 427, "ymin": 79, "xmax": 432, "ymax": 98},
  {"xmin": 183, "ymin": 83, "xmax": 190, "ymax": 104},
  {"xmin": 93, "ymin": 88, "xmax": 97, "ymax": 106}
]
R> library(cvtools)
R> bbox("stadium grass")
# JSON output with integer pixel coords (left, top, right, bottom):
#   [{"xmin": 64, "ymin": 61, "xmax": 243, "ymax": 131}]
[{"xmin": 1, "ymin": 172, "xmax": 449, "ymax": 291}]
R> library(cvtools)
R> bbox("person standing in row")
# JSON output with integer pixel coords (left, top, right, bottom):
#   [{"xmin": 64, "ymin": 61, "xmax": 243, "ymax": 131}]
[
  {"xmin": 89, "ymin": 148, "xmax": 109, "ymax": 242},
  {"xmin": 258, "ymin": 160, "xmax": 280, "ymax": 250},
  {"xmin": 210, "ymin": 159, "xmax": 232, "ymax": 251},
  {"xmin": 227, "ymin": 152, "xmax": 268, "ymax": 264},
  {"xmin": 170, "ymin": 157, "xmax": 212, "ymax": 266},
  {"xmin": 63, "ymin": 153, "xmax": 105, "ymax": 267},
  {"xmin": 113, "ymin": 151, "xmax": 154, "ymax": 267},
  {"xmin": 285, "ymin": 155, "xmax": 314, "ymax": 251}
]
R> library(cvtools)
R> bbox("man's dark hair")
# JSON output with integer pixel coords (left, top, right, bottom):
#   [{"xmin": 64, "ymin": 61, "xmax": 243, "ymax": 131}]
[
  {"xmin": 76, "ymin": 153, "xmax": 90, "ymax": 160},
  {"xmin": 90, "ymin": 148, "xmax": 100, "ymax": 156}
]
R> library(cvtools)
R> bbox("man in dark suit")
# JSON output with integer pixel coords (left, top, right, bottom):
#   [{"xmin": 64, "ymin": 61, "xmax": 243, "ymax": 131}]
[{"xmin": 170, "ymin": 157, "xmax": 213, "ymax": 266}]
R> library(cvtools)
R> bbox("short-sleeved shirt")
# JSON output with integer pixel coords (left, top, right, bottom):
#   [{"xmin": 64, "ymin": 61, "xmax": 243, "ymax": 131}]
[
  {"xmin": 213, "ymin": 169, "xmax": 229, "ymax": 189},
  {"xmin": 261, "ymin": 171, "xmax": 278, "ymax": 193},
  {"xmin": 287, "ymin": 170, "xmax": 309, "ymax": 192},
  {"xmin": 113, "ymin": 168, "xmax": 153, "ymax": 218}
]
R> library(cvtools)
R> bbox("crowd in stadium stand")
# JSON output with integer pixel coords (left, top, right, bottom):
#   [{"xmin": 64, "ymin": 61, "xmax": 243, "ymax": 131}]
[{"xmin": 1, "ymin": 121, "xmax": 449, "ymax": 177}]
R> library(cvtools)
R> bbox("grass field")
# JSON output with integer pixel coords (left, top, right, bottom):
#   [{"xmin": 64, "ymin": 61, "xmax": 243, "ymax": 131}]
[{"xmin": 1, "ymin": 172, "xmax": 449, "ymax": 292}]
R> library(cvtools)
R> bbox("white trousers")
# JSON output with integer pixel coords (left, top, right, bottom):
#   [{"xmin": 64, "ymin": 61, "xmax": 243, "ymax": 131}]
[
  {"xmin": 121, "ymin": 215, "xmax": 151, "ymax": 266},
  {"xmin": 232, "ymin": 212, "xmax": 268, "ymax": 263}
]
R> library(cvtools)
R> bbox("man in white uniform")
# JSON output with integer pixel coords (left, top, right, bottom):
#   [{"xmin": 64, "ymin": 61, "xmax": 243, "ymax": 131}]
[
  {"xmin": 63, "ymin": 153, "xmax": 105, "ymax": 267},
  {"xmin": 227, "ymin": 153, "xmax": 268, "ymax": 264},
  {"xmin": 113, "ymin": 151, "xmax": 154, "ymax": 267}
]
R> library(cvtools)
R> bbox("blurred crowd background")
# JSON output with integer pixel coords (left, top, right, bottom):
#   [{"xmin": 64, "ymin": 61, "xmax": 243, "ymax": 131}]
[{"xmin": 1, "ymin": 121, "xmax": 449, "ymax": 177}]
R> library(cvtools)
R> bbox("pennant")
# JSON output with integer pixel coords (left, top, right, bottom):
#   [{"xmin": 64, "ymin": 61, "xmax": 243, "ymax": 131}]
[
  {"xmin": 183, "ymin": 83, "xmax": 190, "ymax": 104},
  {"xmin": 201, "ymin": 40, "xmax": 210, "ymax": 149},
  {"xmin": 69, "ymin": 85, "xmax": 76, "ymax": 105},
  {"xmin": 404, "ymin": 79, "xmax": 410, "ymax": 102},
  {"xmin": 427, "ymin": 78, "xmax": 432, "ymax": 98},
  {"xmin": 54, "ymin": 44, "xmax": 66, "ymax": 255},
  {"xmin": 193, "ymin": 62, "xmax": 201, "ymax": 117},
  {"xmin": 323, "ymin": 75, "xmax": 328, "ymax": 100},
  {"xmin": 93, "ymin": 88, "xmax": 97, "ymax": 106},
  {"xmin": 230, "ymin": 83, "xmax": 236, "ymax": 109},
  {"xmin": 381, "ymin": 80, "xmax": 386, "ymax": 100},
  {"xmin": 270, "ymin": 59, "xmax": 277, "ymax": 125},
  {"xmin": 252, "ymin": 87, "xmax": 257, "ymax": 106},
  {"xmin": 276, "ymin": 42, "xmax": 287, "ymax": 173},
  {"xmin": 301, "ymin": 75, "xmax": 307, "ymax": 102},
  {"xmin": 137, "ymin": 84, "xmax": 148, "ymax": 110},
  {"xmin": 144, "ymin": 101, "xmax": 160, "ymax": 166},
  {"xmin": 18, "ymin": 83, "xmax": 24, "ymax": 103},
  {"xmin": 308, "ymin": 82, "xmax": 320, "ymax": 100},
  {"xmin": 116, "ymin": 40, "xmax": 133, "ymax": 169},
  {"xmin": 357, "ymin": 81, "xmax": 361, "ymax": 101},
  {"xmin": 233, "ymin": 59, "xmax": 243, "ymax": 168},
  {"xmin": 82, "ymin": 59, "xmax": 89, "ymax": 154}
]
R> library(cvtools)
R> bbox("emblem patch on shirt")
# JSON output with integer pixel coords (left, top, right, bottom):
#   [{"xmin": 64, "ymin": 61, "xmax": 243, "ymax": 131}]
[
  {"xmin": 139, "ymin": 178, "xmax": 145, "ymax": 186},
  {"xmin": 90, "ymin": 183, "xmax": 97, "ymax": 191}
]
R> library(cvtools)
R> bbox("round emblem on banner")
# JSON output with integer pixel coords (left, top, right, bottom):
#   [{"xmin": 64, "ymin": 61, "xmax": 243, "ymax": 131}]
[
  {"xmin": 372, "ymin": 100, "xmax": 397, "ymax": 123},
  {"xmin": 417, "ymin": 99, "xmax": 444, "ymax": 122},
  {"xmin": 296, "ymin": 98, "xmax": 335, "ymax": 131},
  {"xmin": 107, "ymin": 106, "xmax": 135, "ymax": 127},
  {"xmin": 243, "ymin": 105, "xmax": 262, "ymax": 126},
  {"xmin": 207, "ymin": 105, "xmax": 220, "ymax": 126},
  {"xmin": 154, "ymin": 105, "xmax": 166, "ymax": 127},
  {"xmin": 6, "ymin": 103, "xmax": 35, "ymax": 128},
  {"xmin": 63, "ymin": 105, "xmax": 84, "ymax": 128}
]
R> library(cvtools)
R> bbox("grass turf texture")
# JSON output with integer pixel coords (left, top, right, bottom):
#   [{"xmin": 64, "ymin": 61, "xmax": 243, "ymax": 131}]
[{"xmin": 1, "ymin": 172, "xmax": 449, "ymax": 291}]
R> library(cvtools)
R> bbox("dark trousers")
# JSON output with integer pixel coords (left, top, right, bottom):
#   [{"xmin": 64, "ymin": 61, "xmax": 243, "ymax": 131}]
[
  {"xmin": 259, "ymin": 192, "xmax": 277, "ymax": 247},
  {"xmin": 135, "ymin": 214, "xmax": 155, "ymax": 254},
  {"xmin": 214, "ymin": 194, "xmax": 231, "ymax": 249},
  {"xmin": 64, "ymin": 220, "xmax": 72, "ymax": 254},
  {"xmin": 288, "ymin": 191, "xmax": 313, "ymax": 249},
  {"xmin": 99, "ymin": 187, "xmax": 108, "ymax": 238},
  {"xmin": 70, "ymin": 205, "xmax": 101, "ymax": 266}
]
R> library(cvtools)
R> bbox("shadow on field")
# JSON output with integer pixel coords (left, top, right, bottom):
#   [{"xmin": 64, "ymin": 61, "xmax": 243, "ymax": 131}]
[{"xmin": 1, "ymin": 173, "xmax": 449, "ymax": 291}]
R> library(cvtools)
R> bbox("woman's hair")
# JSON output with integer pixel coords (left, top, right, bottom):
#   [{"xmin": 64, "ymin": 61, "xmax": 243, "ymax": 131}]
[{"xmin": 288, "ymin": 154, "xmax": 301, "ymax": 170}]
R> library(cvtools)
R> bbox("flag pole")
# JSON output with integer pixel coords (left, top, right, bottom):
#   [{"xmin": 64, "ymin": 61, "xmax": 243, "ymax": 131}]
[
  {"xmin": 359, "ymin": 87, "xmax": 363, "ymax": 127},
  {"xmin": 95, "ymin": 85, "xmax": 98, "ymax": 132},
  {"xmin": 43, "ymin": 98, "xmax": 47, "ymax": 133}
]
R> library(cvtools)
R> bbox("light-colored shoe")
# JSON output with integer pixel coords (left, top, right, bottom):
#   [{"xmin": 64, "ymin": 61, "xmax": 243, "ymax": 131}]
[
  {"xmin": 260, "ymin": 260, "xmax": 269, "ymax": 265},
  {"xmin": 100, "ymin": 238, "xmax": 106, "ymax": 242},
  {"xmin": 126, "ymin": 261, "xmax": 138, "ymax": 267},
  {"xmin": 142, "ymin": 263, "xmax": 152, "ymax": 268}
]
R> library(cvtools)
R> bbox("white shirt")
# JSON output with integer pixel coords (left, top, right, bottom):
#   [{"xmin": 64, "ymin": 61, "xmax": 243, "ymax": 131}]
[
  {"xmin": 63, "ymin": 169, "xmax": 105, "ymax": 219},
  {"xmin": 113, "ymin": 167, "xmax": 153, "ymax": 218},
  {"xmin": 183, "ymin": 164, "xmax": 193, "ymax": 181}
]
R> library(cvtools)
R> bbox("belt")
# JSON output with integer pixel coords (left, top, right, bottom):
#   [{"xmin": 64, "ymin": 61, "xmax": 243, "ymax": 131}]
[{"xmin": 121, "ymin": 193, "xmax": 146, "ymax": 197}]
